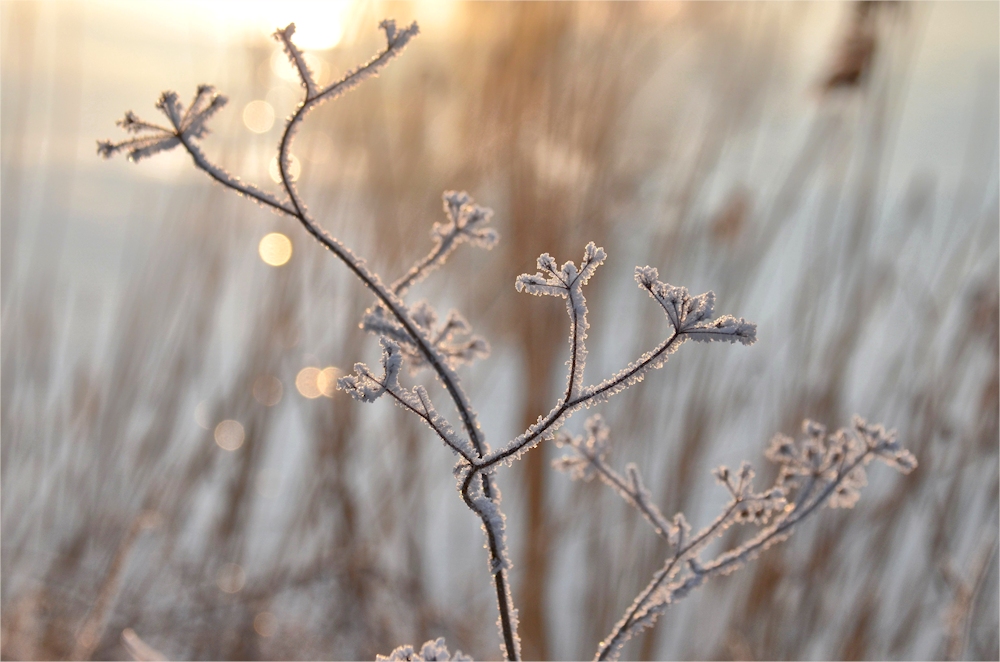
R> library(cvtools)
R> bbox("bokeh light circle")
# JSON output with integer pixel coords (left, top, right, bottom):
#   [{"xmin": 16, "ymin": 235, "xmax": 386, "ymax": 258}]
[
  {"xmin": 214, "ymin": 420, "xmax": 245, "ymax": 451},
  {"xmin": 258, "ymin": 233, "xmax": 292, "ymax": 267}
]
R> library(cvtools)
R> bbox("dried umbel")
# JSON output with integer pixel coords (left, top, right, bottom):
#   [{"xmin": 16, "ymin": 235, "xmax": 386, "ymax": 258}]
[
  {"xmin": 555, "ymin": 416, "xmax": 917, "ymax": 660},
  {"xmin": 100, "ymin": 18, "xmax": 916, "ymax": 662}
]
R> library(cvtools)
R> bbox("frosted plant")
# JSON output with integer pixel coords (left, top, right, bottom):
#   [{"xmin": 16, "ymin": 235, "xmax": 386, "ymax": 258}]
[
  {"xmin": 554, "ymin": 416, "xmax": 916, "ymax": 660},
  {"xmin": 99, "ymin": 19, "xmax": 916, "ymax": 661},
  {"xmin": 376, "ymin": 637, "xmax": 472, "ymax": 662}
]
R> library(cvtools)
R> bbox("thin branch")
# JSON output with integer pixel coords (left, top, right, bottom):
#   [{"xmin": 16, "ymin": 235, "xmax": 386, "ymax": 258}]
[
  {"xmin": 595, "ymin": 500, "xmax": 741, "ymax": 660},
  {"xmin": 476, "ymin": 330, "xmax": 683, "ymax": 474},
  {"xmin": 273, "ymin": 24, "xmax": 318, "ymax": 98},
  {"xmin": 266, "ymin": 23, "xmax": 520, "ymax": 659},
  {"xmin": 177, "ymin": 137, "xmax": 295, "ymax": 215},
  {"xmin": 583, "ymin": 452, "xmax": 673, "ymax": 540},
  {"xmin": 391, "ymin": 192, "xmax": 498, "ymax": 297},
  {"xmin": 595, "ymin": 419, "xmax": 917, "ymax": 661}
]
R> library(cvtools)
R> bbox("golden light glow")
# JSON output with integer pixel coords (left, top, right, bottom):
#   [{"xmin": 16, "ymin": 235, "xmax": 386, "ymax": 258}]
[
  {"xmin": 316, "ymin": 367, "xmax": 340, "ymax": 398},
  {"xmin": 265, "ymin": 85, "xmax": 300, "ymax": 113},
  {"xmin": 296, "ymin": 367, "xmax": 323, "ymax": 399},
  {"xmin": 254, "ymin": 612, "xmax": 277, "ymax": 637},
  {"xmin": 258, "ymin": 233, "xmax": 292, "ymax": 267},
  {"xmin": 268, "ymin": 155, "xmax": 300, "ymax": 183},
  {"xmin": 271, "ymin": 50, "xmax": 331, "ymax": 87},
  {"xmin": 191, "ymin": 1, "xmax": 351, "ymax": 50},
  {"xmin": 259, "ymin": 2, "xmax": 349, "ymax": 49},
  {"xmin": 217, "ymin": 563, "xmax": 246, "ymax": 594},
  {"xmin": 243, "ymin": 100, "xmax": 275, "ymax": 133},
  {"xmin": 214, "ymin": 420, "xmax": 245, "ymax": 451},
  {"xmin": 414, "ymin": 0, "xmax": 458, "ymax": 32},
  {"xmin": 252, "ymin": 375, "xmax": 283, "ymax": 406}
]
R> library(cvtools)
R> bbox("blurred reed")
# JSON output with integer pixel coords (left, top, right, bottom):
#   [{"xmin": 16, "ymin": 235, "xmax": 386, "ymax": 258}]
[{"xmin": 2, "ymin": 2, "xmax": 996, "ymax": 660}]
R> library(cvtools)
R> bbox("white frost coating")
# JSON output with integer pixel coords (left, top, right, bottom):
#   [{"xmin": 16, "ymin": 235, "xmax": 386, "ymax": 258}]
[
  {"xmin": 363, "ymin": 301, "xmax": 490, "ymax": 375},
  {"xmin": 471, "ymin": 489, "xmax": 510, "ymax": 575},
  {"xmin": 634, "ymin": 266, "xmax": 757, "ymax": 345},
  {"xmin": 98, "ymin": 87, "xmax": 295, "ymax": 214},
  {"xmin": 97, "ymin": 87, "xmax": 225, "ymax": 163},
  {"xmin": 412, "ymin": 385, "xmax": 477, "ymax": 459},
  {"xmin": 551, "ymin": 414, "xmax": 610, "ymax": 481},
  {"xmin": 479, "ymin": 244, "xmax": 756, "ymax": 491},
  {"xmin": 377, "ymin": 637, "xmax": 473, "ymax": 661},
  {"xmin": 515, "ymin": 242, "xmax": 605, "ymax": 401},
  {"xmin": 392, "ymin": 191, "xmax": 499, "ymax": 297},
  {"xmin": 336, "ymin": 339, "xmax": 477, "ymax": 462},
  {"xmin": 593, "ymin": 417, "xmax": 917, "ymax": 661},
  {"xmin": 337, "ymin": 337, "xmax": 402, "ymax": 403},
  {"xmin": 273, "ymin": 23, "xmax": 318, "ymax": 97}
]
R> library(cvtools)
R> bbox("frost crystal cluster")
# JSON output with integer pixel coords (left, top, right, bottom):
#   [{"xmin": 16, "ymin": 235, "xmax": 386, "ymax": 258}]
[{"xmin": 100, "ymin": 19, "xmax": 917, "ymax": 662}]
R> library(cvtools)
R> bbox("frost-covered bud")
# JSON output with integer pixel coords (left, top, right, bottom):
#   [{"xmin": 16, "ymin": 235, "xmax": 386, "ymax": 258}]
[
  {"xmin": 99, "ymin": 84, "xmax": 229, "ymax": 163},
  {"xmin": 668, "ymin": 512, "xmax": 691, "ymax": 547},
  {"xmin": 685, "ymin": 315, "xmax": 757, "ymax": 346},
  {"xmin": 634, "ymin": 265, "xmax": 660, "ymax": 289},
  {"xmin": 336, "ymin": 338, "xmax": 403, "ymax": 402},
  {"xmin": 584, "ymin": 414, "xmax": 610, "ymax": 454},
  {"xmin": 753, "ymin": 487, "xmax": 788, "ymax": 521},
  {"xmin": 712, "ymin": 465, "xmax": 737, "ymax": 496},
  {"xmin": 537, "ymin": 254, "xmax": 558, "ymax": 273},
  {"xmin": 828, "ymin": 483, "xmax": 861, "ymax": 509},
  {"xmin": 765, "ymin": 434, "xmax": 797, "ymax": 464},
  {"xmin": 737, "ymin": 461, "xmax": 754, "ymax": 486},
  {"xmin": 803, "ymin": 439, "xmax": 825, "ymax": 470},
  {"xmin": 119, "ymin": 110, "xmax": 142, "ymax": 133},
  {"xmin": 411, "ymin": 301, "xmax": 438, "ymax": 331},
  {"xmin": 156, "ymin": 91, "xmax": 183, "ymax": 127},
  {"xmin": 885, "ymin": 449, "xmax": 918, "ymax": 473},
  {"xmin": 377, "ymin": 637, "xmax": 472, "ymax": 661},
  {"xmin": 804, "ymin": 420, "xmax": 827, "ymax": 438},
  {"xmin": 683, "ymin": 291, "xmax": 716, "ymax": 326},
  {"xmin": 443, "ymin": 190, "xmax": 471, "ymax": 221},
  {"xmin": 337, "ymin": 365, "xmax": 384, "ymax": 402}
]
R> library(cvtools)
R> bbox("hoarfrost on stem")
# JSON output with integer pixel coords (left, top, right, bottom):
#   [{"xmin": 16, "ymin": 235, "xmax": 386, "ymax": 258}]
[{"xmin": 100, "ymin": 18, "xmax": 917, "ymax": 662}]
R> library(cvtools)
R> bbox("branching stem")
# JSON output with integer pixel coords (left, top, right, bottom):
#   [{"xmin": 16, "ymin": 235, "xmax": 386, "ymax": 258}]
[{"xmin": 175, "ymin": 26, "xmax": 520, "ymax": 661}]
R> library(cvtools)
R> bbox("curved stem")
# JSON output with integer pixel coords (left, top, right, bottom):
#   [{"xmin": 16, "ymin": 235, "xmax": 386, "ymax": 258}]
[{"xmin": 180, "ymin": 32, "xmax": 521, "ymax": 659}]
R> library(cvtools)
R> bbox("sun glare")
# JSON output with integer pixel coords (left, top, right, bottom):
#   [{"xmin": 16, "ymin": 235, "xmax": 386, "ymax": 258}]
[{"xmin": 197, "ymin": 1, "xmax": 352, "ymax": 50}]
